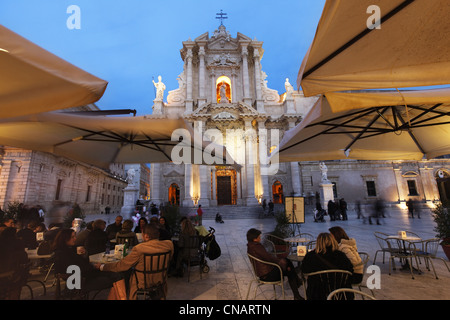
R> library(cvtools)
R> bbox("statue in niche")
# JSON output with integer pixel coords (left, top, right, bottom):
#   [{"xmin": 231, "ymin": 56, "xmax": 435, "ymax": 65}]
[
  {"xmin": 219, "ymin": 84, "xmax": 228, "ymax": 103},
  {"xmin": 152, "ymin": 75, "xmax": 166, "ymax": 100}
]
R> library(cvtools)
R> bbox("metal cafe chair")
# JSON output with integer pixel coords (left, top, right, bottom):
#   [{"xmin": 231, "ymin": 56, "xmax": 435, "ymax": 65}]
[
  {"xmin": 411, "ymin": 238, "xmax": 450, "ymax": 279},
  {"xmin": 134, "ymin": 251, "xmax": 172, "ymax": 300},
  {"xmin": 246, "ymin": 253, "xmax": 285, "ymax": 300},
  {"xmin": 327, "ymin": 288, "xmax": 376, "ymax": 300},
  {"xmin": 302, "ymin": 269, "xmax": 352, "ymax": 300},
  {"xmin": 373, "ymin": 231, "xmax": 400, "ymax": 264},
  {"xmin": 352, "ymin": 252, "xmax": 375, "ymax": 297}
]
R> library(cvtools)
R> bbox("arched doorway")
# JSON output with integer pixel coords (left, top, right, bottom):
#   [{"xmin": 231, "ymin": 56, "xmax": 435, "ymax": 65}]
[
  {"xmin": 168, "ymin": 183, "xmax": 180, "ymax": 205},
  {"xmin": 215, "ymin": 166, "xmax": 237, "ymax": 205},
  {"xmin": 216, "ymin": 76, "xmax": 232, "ymax": 103},
  {"xmin": 272, "ymin": 181, "xmax": 283, "ymax": 204},
  {"xmin": 436, "ymin": 170, "xmax": 450, "ymax": 205}
]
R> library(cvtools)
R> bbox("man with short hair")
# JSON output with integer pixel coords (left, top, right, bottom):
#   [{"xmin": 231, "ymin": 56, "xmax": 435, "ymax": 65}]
[
  {"xmin": 96, "ymin": 224, "xmax": 174, "ymax": 300},
  {"xmin": 106, "ymin": 215, "xmax": 123, "ymax": 240}
]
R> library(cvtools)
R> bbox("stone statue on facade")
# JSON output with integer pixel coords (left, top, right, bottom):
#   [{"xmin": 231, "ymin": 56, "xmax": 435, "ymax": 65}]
[
  {"xmin": 285, "ymin": 78, "xmax": 294, "ymax": 96},
  {"xmin": 126, "ymin": 168, "xmax": 136, "ymax": 185},
  {"xmin": 153, "ymin": 75, "xmax": 166, "ymax": 100},
  {"xmin": 320, "ymin": 162, "xmax": 329, "ymax": 182}
]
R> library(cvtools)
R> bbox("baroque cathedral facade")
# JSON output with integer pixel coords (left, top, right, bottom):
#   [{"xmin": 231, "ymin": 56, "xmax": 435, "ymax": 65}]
[{"xmin": 148, "ymin": 23, "xmax": 450, "ymax": 215}]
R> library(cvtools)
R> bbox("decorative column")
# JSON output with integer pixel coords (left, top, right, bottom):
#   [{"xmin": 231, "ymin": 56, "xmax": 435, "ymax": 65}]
[
  {"xmin": 210, "ymin": 71, "xmax": 216, "ymax": 103},
  {"xmin": 258, "ymin": 120, "xmax": 270, "ymax": 202},
  {"xmin": 211, "ymin": 167, "xmax": 217, "ymax": 206},
  {"xmin": 149, "ymin": 163, "xmax": 162, "ymax": 205},
  {"xmin": 245, "ymin": 119, "xmax": 259, "ymax": 205},
  {"xmin": 185, "ymin": 43, "xmax": 194, "ymax": 113},
  {"xmin": 241, "ymin": 43, "xmax": 252, "ymax": 105},
  {"xmin": 253, "ymin": 46, "xmax": 265, "ymax": 113},
  {"xmin": 197, "ymin": 44, "xmax": 207, "ymax": 107},
  {"xmin": 183, "ymin": 164, "xmax": 192, "ymax": 206},
  {"xmin": 288, "ymin": 120, "xmax": 302, "ymax": 196}
]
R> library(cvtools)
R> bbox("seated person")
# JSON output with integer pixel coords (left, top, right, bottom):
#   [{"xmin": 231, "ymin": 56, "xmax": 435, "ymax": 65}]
[
  {"xmin": 85, "ymin": 219, "xmax": 108, "ymax": 255},
  {"xmin": 74, "ymin": 221, "xmax": 93, "ymax": 247},
  {"xmin": 53, "ymin": 228, "xmax": 125, "ymax": 300},
  {"xmin": 106, "ymin": 216, "xmax": 123, "ymax": 241},
  {"xmin": 16, "ymin": 221, "xmax": 38, "ymax": 249},
  {"xmin": 95, "ymin": 224, "xmax": 174, "ymax": 300},
  {"xmin": 301, "ymin": 232, "xmax": 354, "ymax": 300},
  {"xmin": 115, "ymin": 219, "xmax": 138, "ymax": 247},
  {"xmin": 174, "ymin": 218, "xmax": 199, "ymax": 277},
  {"xmin": 247, "ymin": 228, "xmax": 303, "ymax": 300},
  {"xmin": 0, "ymin": 227, "xmax": 29, "ymax": 299},
  {"xmin": 329, "ymin": 226, "xmax": 363, "ymax": 284}
]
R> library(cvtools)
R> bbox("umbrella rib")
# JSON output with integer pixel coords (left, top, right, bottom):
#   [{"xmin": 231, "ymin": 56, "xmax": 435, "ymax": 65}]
[
  {"xmin": 302, "ymin": 0, "xmax": 415, "ymax": 79},
  {"xmin": 343, "ymin": 107, "xmax": 389, "ymax": 152},
  {"xmin": 142, "ymin": 133, "xmax": 172, "ymax": 161},
  {"xmin": 280, "ymin": 108, "xmax": 376, "ymax": 152},
  {"xmin": 395, "ymin": 110, "xmax": 426, "ymax": 154}
]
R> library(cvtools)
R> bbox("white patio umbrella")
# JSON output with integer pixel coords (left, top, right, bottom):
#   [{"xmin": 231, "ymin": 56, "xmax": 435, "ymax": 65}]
[
  {"xmin": 0, "ymin": 112, "xmax": 237, "ymax": 169},
  {"xmin": 273, "ymin": 88, "xmax": 450, "ymax": 162},
  {"xmin": 298, "ymin": 0, "xmax": 450, "ymax": 97},
  {"xmin": 0, "ymin": 24, "xmax": 107, "ymax": 118}
]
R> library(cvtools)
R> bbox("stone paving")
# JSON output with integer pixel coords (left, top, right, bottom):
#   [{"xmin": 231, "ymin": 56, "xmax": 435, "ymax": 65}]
[{"xmin": 22, "ymin": 207, "xmax": 450, "ymax": 301}]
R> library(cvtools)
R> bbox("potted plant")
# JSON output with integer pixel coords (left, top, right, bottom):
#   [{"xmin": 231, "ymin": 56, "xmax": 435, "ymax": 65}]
[{"xmin": 432, "ymin": 202, "xmax": 450, "ymax": 261}]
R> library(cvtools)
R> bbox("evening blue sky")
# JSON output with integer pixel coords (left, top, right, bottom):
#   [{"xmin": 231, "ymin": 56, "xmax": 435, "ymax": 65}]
[{"xmin": 0, "ymin": 0, "xmax": 326, "ymax": 116}]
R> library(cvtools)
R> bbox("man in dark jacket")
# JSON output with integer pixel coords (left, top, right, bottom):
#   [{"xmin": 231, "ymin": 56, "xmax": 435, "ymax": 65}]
[{"xmin": 246, "ymin": 228, "xmax": 303, "ymax": 300}]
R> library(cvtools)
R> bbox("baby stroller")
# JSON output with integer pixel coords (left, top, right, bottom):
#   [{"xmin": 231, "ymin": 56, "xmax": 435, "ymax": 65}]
[
  {"xmin": 199, "ymin": 227, "xmax": 221, "ymax": 273},
  {"xmin": 313, "ymin": 208, "xmax": 327, "ymax": 222}
]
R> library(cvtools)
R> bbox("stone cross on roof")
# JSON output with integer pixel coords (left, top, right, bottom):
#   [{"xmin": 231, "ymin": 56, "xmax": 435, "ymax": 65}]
[{"xmin": 216, "ymin": 10, "xmax": 228, "ymax": 26}]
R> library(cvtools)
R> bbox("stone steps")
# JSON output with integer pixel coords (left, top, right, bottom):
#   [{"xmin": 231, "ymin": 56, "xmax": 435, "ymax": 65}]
[{"xmin": 180, "ymin": 203, "xmax": 287, "ymax": 219}]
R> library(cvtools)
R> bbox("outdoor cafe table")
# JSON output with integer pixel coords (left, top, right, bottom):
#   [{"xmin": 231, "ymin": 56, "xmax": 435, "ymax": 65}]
[
  {"xmin": 26, "ymin": 248, "xmax": 54, "ymax": 283},
  {"xmin": 89, "ymin": 252, "xmax": 122, "ymax": 264},
  {"xmin": 386, "ymin": 235, "xmax": 422, "ymax": 272}
]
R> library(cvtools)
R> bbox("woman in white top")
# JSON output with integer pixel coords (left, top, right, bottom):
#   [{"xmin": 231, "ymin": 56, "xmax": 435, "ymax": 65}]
[{"xmin": 329, "ymin": 226, "xmax": 363, "ymax": 284}]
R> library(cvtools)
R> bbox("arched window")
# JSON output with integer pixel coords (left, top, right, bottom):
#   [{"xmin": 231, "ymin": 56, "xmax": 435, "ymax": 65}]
[
  {"xmin": 216, "ymin": 76, "xmax": 232, "ymax": 103},
  {"xmin": 168, "ymin": 183, "xmax": 180, "ymax": 205}
]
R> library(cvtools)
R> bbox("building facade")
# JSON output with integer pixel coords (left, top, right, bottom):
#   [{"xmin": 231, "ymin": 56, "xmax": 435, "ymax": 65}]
[
  {"xmin": 0, "ymin": 105, "xmax": 128, "ymax": 222},
  {"xmin": 148, "ymin": 24, "xmax": 317, "ymax": 211},
  {"xmin": 148, "ymin": 23, "xmax": 450, "ymax": 215}
]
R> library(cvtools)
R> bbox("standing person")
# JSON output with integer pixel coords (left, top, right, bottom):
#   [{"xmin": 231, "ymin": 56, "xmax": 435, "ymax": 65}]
[
  {"xmin": 329, "ymin": 226, "xmax": 363, "ymax": 284},
  {"xmin": 196, "ymin": 205, "xmax": 203, "ymax": 226},
  {"xmin": 339, "ymin": 198, "xmax": 348, "ymax": 220},
  {"xmin": 406, "ymin": 199, "xmax": 415, "ymax": 219},
  {"xmin": 262, "ymin": 199, "xmax": 267, "ymax": 212},
  {"xmin": 327, "ymin": 200, "xmax": 336, "ymax": 221},
  {"xmin": 301, "ymin": 233, "xmax": 354, "ymax": 300},
  {"xmin": 246, "ymin": 228, "xmax": 303, "ymax": 300},
  {"xmin": 106, "ymin": 216, "xmax": 123, "ymax": 241},
  {"xmin": 95, "ymin": 224, "xmax": 174, "ymax": 300},
  {"xmin": 268, "ymin": 200, "xmax": 274, "ymax": 215},
  {"xmin": 369, "ymin": 199, "xmax": 384, "ymax": 225}
]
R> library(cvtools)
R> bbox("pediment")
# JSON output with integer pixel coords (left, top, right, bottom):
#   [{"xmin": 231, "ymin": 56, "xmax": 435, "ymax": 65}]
[
  {"xmin": 208, "ymin": 37, "xmax": 239, "ymax": 51},
  {"xmin": 195, "ymin": 32, "xmax": 209, "ymax": 42}
]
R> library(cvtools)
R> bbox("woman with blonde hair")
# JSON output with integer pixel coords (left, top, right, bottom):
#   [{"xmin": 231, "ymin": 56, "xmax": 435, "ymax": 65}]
[{"xmin": 301, "ymin": 233, "xmax": 353, "ymax": 300}]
